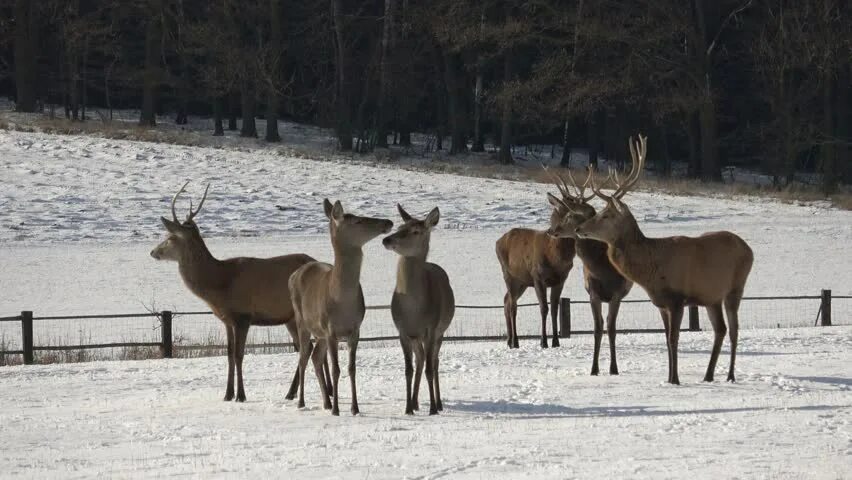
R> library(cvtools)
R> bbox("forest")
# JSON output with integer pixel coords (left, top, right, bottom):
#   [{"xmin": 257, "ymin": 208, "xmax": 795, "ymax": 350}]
[{"xmin": 0, "ymin": 0, "xmax": 849, "ymax": 191}]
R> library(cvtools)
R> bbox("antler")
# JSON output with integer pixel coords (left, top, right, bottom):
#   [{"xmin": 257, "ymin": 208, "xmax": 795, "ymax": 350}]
[
  {"xmin": 171, "ymin": 181, "xmax": 190, "ymax": 223},
  {"xmin": 610, "ymin": 134, "xmax": 647, "ymax": 199},
  {"xmin": 542, "ymin": 164, "xmax": 595, "ymax": 203},
  {"xmin": 187, "ymin": 184, "xmax": 210, "ymax": 222},
  {"xmin": 171, "ymin": 181, "xmax": 209, "ymax": 223}
]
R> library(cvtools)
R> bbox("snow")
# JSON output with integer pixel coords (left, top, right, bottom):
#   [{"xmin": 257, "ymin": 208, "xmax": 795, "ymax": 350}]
[
  {"xmin": 0, "ymin": 127, "xmax": 850, "ymax": 477},
  {"xmin": 1, "ymin": 326, "xmax": 850, "ymax": 478}
]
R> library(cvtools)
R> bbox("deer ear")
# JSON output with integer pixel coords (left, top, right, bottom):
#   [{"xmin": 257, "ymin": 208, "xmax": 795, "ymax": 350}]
[
  {"xmin": 397, "ymin": 204, "xmax": 412, "ymax": 222},
  {"xmin": 425, "ymin": 207, "xmax": 440, "ymax": 227},
  {"xmin": 323, "ymin": 199, "xmax": 334, "ymax": 220},
  {"xmin": 161, "ymin": 216, "xmax": 183, "ymax": 235},
  {"xmin": 331, "ymin": 200, "xmax": 344, "ymax": 221}
]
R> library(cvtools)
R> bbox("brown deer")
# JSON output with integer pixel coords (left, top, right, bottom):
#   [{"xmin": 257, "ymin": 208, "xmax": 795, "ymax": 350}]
[
  {"xmin": 151, "ymin": 181, "xmax": 330, "ymax": 402},
  {"xmin": 290, "ymin": 199, "xmax": 393, "ymax": 415},
  {"xmin": 574, "ymin": 135, "xmax": 754, "ymax": 384},
  {"xmin": 544, "ymin": 166, "xmax": 634, "ymax": 376},
  {"xmin": 496, "ymin": 189, "xmax": 576, "ymax": 349},
  {"xmin": 383, "ymin": 205, "xmax": 455, "ymax": 415}
]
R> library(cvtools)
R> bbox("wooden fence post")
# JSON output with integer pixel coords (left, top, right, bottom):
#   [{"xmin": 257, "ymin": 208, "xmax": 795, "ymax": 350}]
[
  {"xmin": 21, "ymin": 311, "xmax": 33, "ymax": 365},
  {"xmin": 820, "ymin": 290, "xmax": 832, "ymax": 326},
  {"xmin": 688, "ymin": 305, "xmax": 700, "ymax": 331},
  {"xmin": 160, "ymin": 310, "xmax": 173, "ymax": 358},
  {"xmin": 559, "ymin": 297, "xmax": 571, "ymax": 338}
]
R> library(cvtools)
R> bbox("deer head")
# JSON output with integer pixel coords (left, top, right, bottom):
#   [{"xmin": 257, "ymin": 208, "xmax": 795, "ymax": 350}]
[
  {"xmin": 323, "ymin": 199, "xmax": 393, "ymax": 249},
  {"xmin": 382, "ymin": 204, "xmax": 440, "ymax": 258},
  {"xmin": 150, "ymin": 181, "xmax": 210, "ymax": 262},
  {"xmin": 544, "ymin": 165, "xmax": 598, "ymax": 239},
  {"xmin": 574, "ymin": 135, "xmax": 647, "ymax": 244}
]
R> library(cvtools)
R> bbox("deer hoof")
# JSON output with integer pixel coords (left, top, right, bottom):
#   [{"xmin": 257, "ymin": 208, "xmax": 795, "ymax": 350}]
[
  {"xmin": 405, "ymin": 409, "xmax": 414, "ymax": 415},
  {"xmin": 610, "ymin": 367, "xmax": 619, "ymax": 376},
  {"xmin": 540, "ymin": 340, "xmax": 549, "ymax": 349},
  {"xmin": 437, "ymin": 401, "xmax": 444, "ymax": 411},
  {"xmin": 590, "ymin": 369, "xmax": 599, "ymax": 376},
  {"xmin": 235, "ymin": 394, "xmax": 246, "ymax": 403},
  {"xmin": 429, "ymin": 408, "xmax": 439, "ymax": 416},
  {"xmin": 703, "ymin": 375, "xmax": 714, "ymax": 382},
  {"xmin": 284, "ymin": 392, "xmax": 296, "ymax": 401},
  {"xmin": 331, "ymin": 408, "xmax": 340, "ymax": 416},
  {"xmin": 351, "ymin": 407, "xmax": 360, "ymax": 416},
  {"xmin": 727, "ymin": 375, "xmax": 736, "ymax": 383},
  {"xmin": 224, "ymin": 392, "xmax": 235, "ymax": 402},
  {"xmin": 298, "ymin": 400, "xmax": 306, "ymax": 409},
  {"xmin": 552, "ymin": 338, "xmax": 560, "ymax": 348}
]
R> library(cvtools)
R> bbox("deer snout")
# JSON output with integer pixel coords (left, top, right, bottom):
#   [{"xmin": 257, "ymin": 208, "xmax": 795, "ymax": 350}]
[
  {"xmin": 382, "ymin": 236, "xmax": 394, "ymax": 249},
  {"xmin": 150, "ymin": 248, "xmax": 160, "ymax": 259}
]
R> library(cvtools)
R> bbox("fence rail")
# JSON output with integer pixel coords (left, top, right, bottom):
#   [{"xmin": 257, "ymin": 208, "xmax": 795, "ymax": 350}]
[{"xmin": 0, "ymin": 290, "xmax": 845, "ymax": 365}]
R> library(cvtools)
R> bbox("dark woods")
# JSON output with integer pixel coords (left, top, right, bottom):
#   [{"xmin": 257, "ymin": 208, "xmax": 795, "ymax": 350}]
[{"xmin": 0, "ymin": 1, "xmax": 849, "ymax": 190}]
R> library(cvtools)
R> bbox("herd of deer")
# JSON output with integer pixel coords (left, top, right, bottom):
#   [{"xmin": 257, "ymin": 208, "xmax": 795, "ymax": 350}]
[{"xmin": 151, "ymin": 134, "xmax": 753, "ymax": 416}]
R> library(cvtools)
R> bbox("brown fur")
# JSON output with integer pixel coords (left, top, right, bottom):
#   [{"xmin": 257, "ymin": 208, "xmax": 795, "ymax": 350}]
[
  {"xmin": 152, "ymin": 216, "xmax": 322, "ymax": 402},
  {"xmin": 576, "ymin": 199, "xmax": 753, "ymax": 384},
  {"xmin": 495, "ymin": 209, "xmax": 575, "ymax": 349}
]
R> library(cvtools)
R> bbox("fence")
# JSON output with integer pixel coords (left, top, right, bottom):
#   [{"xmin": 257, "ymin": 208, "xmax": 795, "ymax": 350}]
[{"xmin": 0, "ymin": 289, "xmax": 847, "ymax": 365}]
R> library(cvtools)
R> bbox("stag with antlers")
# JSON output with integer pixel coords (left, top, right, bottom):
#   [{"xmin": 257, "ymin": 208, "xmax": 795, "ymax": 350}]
[
  {"xmin": 151, "ymin": 182, "xmax": 330, "ymax": 402},
  {"xmin": 544, "ymin": 165, "xmax": 634, "ymax": 376},
  {"xmin": 575, "ymin": 136, "xmax": 754, "ymax": 384}
]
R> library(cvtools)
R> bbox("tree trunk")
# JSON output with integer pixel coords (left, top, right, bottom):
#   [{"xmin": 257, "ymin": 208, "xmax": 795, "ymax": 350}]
[
  {"xmin": 228, "ymin": 92, "xmax": 238, "ymax": 130},
  {"xmin": 658, "ymin": 122, "xmax": 672, "ymax": 177},
  {"xmin": 839, "ymin": 63, "xmax": 851, "ymax": 185},
  {"xmin": 698, "ymin": 92, "xmax": 721, "ymax": 181},
  {"xmin": 687, "ymin": 111, "xmax": 701, "ymax": 178},
  {"xmin": 588, "ymin": 111, "xmax": 600, "ymax": 170},
  {"xmin": 560, "ymin": 120, "xmax": 571, "ymax": 167},
  {"xmin": 498, "ymin": 49, "xmax": 513, "ymax": 165},
  {"xmin": 375, "ymin": 0, "xmax": 395, "ymax": 148},
  {"xmin": 140, "ymin": 0, "xmax": 161, "ymax": 127},
  {"xmin": 265, "ymin": 0, "xmax": 282, "ymax": 142},
  {"xmin": 13, "ymin": 0, "xmax": 38, "ymax": 112},
  {"xmin": 822, "ymin": 65, "xmax": 837, "ymax": 194},
  {"xmin": 443, "ymin": 51, "xmax": 467, "ymax": 154},
  {"xmin": 213, "ymin": 97, "xmax": 224, "ymax": 136},
  {"xmin": 240, "ymin": 79, "xmax": 257, "ymax": 137},
  {"xmin": 472, "ymin": 68, "xmax": 485, "ymax": 152},
  {"xmin": 332, "ymin": 0, "xmax": 353, "ymax": 151}
]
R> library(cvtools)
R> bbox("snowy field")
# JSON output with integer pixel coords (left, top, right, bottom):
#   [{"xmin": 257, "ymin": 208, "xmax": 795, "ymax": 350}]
[
  {"xmin": 0, "ymin": 129, "xmax": 851, "ymax": 477},
  {"xmin": 1, "ymin": 326, "xmax": 850, "ymax": 478}
]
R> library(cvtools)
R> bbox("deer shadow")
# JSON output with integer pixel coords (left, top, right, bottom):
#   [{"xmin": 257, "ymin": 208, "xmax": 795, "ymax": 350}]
[
  {"xmin": 448, "ymin": 400, "xmax": 845, "ymax": 420},
  {"xmin": 789, "ymin": 376, "xmax": 852, "ymax": 388}
]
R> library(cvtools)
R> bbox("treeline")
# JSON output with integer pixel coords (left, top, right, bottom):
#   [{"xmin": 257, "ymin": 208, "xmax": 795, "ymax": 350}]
[{"xmin": 0, "ymin": 1, "xmax": 849, "ymax": 190}]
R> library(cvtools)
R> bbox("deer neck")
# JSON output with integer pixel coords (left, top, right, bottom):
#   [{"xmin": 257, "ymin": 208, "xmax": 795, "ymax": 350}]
[
  {"xmin": 605, "ymin": 223, "xmax": 653, "ymax": 285},
  {"xmin": 178, "ymin": 241, "xmax": 227, "ymax": 295},
  {"xmin": 330, "ymin": 244, "xmax": 364, "ymax": 299},
  {"xmin": 395, "ymin": 254, "xmax": 428, "ymax": 295}
]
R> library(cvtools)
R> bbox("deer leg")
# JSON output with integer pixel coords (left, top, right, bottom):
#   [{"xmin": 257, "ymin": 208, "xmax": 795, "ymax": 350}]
[
  {"xmin": 412, "ymin": 340, "xmax": 425, "ymax": 411},
  {"xmin": 550, "ymin": 280, "xmax": 565, "ymax": 347},
  {"xmin": 724, "ymin": 292, "xmax": 742, "ymax": 382},
  {"xmin": 607, "ymin": 298, "xmax": 622, "ymax": 375},
  {"xmin": 348, "ymin": 332, "xmax": 360, "ymax": 416},
  {"xmin": 434, "ymin": 338, "xmax": 444, "ymax": 411},
  {"xmin": 328, "ymin": 335, "xmax": 341, "ymax": 416},
  {"xmin": 533, "ymin": 281, "xmax": 549, "ymax": 349},
  {"xmin": 311, "ymin": 340, "xmax": 332, "ymax": 409},
  {"xmin": 233, "ymin": 320, "xmax": 250, "ymax": 402},
  {"xmin": 590, "ymin": 298, "xmax": 604, "ymax": 376},
  {"xmin": 659, "ymin": 308, "xmax": 672, "ymax": 383},
  {"xmin": 224, "ymin": 325, "xmax": 235, "ymax": 401},
  {"xmin": 284, "ymin": 321, "xmax": 300, "ymax": 401},
  {"xmin": 425, "ymin": 340, "xmax": 438, "ymax": 415},
  {"xmin": 296, "ymin": 330, "xmax": 313, "ymax": 409},
  {"xmin": 704, "ymin": 303, "xmax": 727, "ymax": 382},
  {"xmin": 668, "ymin": 304, "xmax": 684, "ymax": 385},
  {"xmin": 503, "ymin": 292, "xmax": 514, "ymax": 348},
  {"xmin": 400, "ymin": 336, "xmax": 415, "ymax": 414}
]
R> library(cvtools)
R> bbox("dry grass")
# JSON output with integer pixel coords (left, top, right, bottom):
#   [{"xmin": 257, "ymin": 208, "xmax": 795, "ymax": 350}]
[{"xmin": 1, "ymin": 113, "xmax": 848, "ymax": 210}]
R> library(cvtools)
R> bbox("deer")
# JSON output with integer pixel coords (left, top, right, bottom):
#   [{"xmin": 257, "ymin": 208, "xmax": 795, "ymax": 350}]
[
  {"xmin": 290, "ymin": 199, "xmax": 393, "ymax": 415},
  {"xmin": 496, "ymin": 184, "xmax": 576, "ymax": 349},
  {"xmin": 150, "ymin": 181, "xmax": 331, "ymax": 403},
  {"xmin": 544, "ymin": 166, "xmax": 634, "ymax": 376},
  {"xmin": 574, "ymin": 135, "xmax": 754, "ymax": 384},
  {"xmin": 382, "ymin": 205, "xmax": 455, "ymax": 415}
]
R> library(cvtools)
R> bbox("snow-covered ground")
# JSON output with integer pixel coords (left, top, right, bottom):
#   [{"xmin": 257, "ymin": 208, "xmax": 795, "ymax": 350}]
[
  {"xmin": 1, "ymin": 326, "xmax": 850, "ymax": 478},
  {"xmin": 0, "ymin": 127, "xmax": 850, "ymax": 477}
]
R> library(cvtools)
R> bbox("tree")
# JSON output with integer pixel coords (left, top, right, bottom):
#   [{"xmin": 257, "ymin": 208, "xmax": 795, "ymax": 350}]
[
  {"xmin": 13, "ymin": 0, "xmax": 39, "ymax": 112},
  {"xmin": 139, "ymin": 0, "xmax": 163, "ymax": 126}
]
